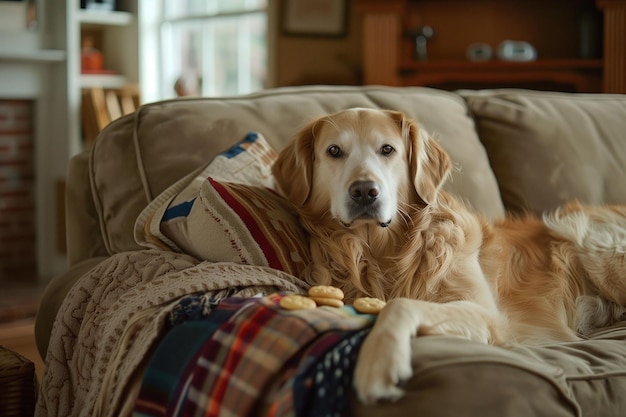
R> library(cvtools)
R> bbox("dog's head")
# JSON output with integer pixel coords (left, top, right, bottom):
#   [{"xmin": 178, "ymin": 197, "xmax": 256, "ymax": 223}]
[{"xmin": 272, "ymin": 108, "xmax": 451, "ymax": 228}]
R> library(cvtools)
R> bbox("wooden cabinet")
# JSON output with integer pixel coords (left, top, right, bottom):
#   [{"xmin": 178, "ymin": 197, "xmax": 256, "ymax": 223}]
[{"xmin": 356, "ymin": 0, "xmax": 626, "ymax": 93}]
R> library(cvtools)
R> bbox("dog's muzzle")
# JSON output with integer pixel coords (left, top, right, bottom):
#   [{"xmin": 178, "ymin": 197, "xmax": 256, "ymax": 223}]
[{"xmin": 345, "ymin": 181, "xmax": 390, "ymax": 227}]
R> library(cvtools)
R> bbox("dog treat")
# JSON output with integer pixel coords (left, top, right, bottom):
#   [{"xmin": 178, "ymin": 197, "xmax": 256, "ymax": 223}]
[
  {"xmin": 354, "ymin": 297, "xmax": 386, "ymax": 314},
  {"xmin": 308, "ymin": 285, "xmax": 345, "ymax": 300},
  {"xmin": 280, "ymin": 294, "xmax": 317, "ymax": 310},
  {"xmin": 310, "ymin": 296, "xmax": 345, "ymax": 308}
]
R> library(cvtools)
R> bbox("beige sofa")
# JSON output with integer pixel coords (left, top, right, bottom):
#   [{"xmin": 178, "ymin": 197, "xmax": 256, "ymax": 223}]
[{"xmin": 35, "ymin": 86, "xmax": 626, "ymax": 417}]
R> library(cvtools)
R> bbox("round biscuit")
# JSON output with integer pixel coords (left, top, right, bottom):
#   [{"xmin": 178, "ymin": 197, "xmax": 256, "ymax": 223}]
[
  {"xmin": 308, "ymin": 285, "xmax": 344, "ymax": 300},
  {"xmin": 311, "ymin": 296, "xmax": 345, "ymax": 308},
  {"xmin": 279, "ymin": 294, "xmax": 316, "ymax": 310},
  {"xmin": 353, "ymin": 297, "xmax": 386, "ymax": 314}
]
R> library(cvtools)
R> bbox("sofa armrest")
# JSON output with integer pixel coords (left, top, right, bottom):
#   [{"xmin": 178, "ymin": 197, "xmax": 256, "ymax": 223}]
[
  {"xmin": 34, "ymin": 257, "xmax": 108, "ymax": 360},
  {"xmin": 66, "ymin": 151, "xmax": 108, "ymax": 266}
]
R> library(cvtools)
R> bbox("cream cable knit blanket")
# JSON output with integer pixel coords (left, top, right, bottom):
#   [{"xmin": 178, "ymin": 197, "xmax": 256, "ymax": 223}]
[{"xmin": 35, "ymin": 250, "xmax": 309, "ymax": 417}]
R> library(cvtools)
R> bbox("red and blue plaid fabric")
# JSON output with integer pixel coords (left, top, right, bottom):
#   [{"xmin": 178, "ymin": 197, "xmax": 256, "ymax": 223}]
[{"xmin": 134, "ymin": 293, "xmax": 374, "ymax": 417}]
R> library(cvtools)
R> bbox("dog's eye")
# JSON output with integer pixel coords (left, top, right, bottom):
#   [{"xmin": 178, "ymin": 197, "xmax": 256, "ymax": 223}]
[
  {"xmin": 327, "ymin": 145, "xmax": 342, "ymax": 158},
  {"xmin": 381, "ymin": 144, "xmax": 395, "ymax": 156}
]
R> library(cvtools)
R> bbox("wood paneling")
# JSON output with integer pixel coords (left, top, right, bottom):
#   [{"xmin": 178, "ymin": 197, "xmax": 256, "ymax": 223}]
[
  {"xmin": 362, "ymin": 13, "xmax": 402, "ymax": 85},
  {"xmin": 598, "ymin": 0, "xmax": 626, "ymax": 92}
]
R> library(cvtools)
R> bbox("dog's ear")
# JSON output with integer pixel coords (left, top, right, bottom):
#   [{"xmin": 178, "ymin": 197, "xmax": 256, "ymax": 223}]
[
  {"xmin": 272, "ymin": 121, "xmax": 315, "ymax": 206},
  {"xmin": 388, "ymin": 111, "xmax": 451, "ymax": 205}
]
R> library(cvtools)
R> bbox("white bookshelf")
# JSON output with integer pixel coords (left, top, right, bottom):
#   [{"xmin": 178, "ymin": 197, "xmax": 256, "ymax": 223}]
[
  {"xmin": 33, "ymin": 0, "xmax": 139, "ymax": 280},
  {"xmin": 66, "ymin": 1, "xmax": 138, "ymax": 155}
]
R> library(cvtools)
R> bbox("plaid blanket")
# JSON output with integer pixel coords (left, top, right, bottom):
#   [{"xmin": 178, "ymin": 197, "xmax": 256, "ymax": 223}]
[{"xmin": 134, "ymin": 293, "xmax": 374, "ymax": 417}]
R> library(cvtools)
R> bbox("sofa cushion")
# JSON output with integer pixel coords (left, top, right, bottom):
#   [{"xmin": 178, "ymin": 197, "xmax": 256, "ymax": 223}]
[
  {"xmin": 461, "ymin": 90, "xmax": 626, "ymax": 215},
  {"xmin": 134, "ymin": 132, "xmax": 310, "ymax": 277},
  {"xmin": 352, "ymin": 324, "xmax": 626, "ymax": 417},
  {"xmin": 91, "ymin": 86, "xmax": 504, "ymax": 256}
]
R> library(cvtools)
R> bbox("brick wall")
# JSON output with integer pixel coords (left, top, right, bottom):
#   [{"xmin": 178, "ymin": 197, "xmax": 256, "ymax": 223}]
[{"xmin": 0, "ymin": 100, "xmax": 36, "ymax": 283}]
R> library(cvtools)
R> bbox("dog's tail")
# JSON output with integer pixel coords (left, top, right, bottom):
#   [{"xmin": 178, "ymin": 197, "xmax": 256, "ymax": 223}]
[{"xmin": 544, "ymin": 201, "xmax": 626, "ymax": 306}]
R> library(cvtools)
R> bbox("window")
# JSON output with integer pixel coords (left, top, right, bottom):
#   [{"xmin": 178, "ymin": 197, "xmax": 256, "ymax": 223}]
[{"xmin": 142, "ymin": 0, "xmax": 267, "ymax": 100}]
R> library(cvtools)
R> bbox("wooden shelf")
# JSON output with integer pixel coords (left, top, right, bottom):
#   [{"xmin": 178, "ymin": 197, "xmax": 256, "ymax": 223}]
[
  {"xmin": 399, "ymin": 59, "xmax": 604, "ymax": 72},
  {"xmin": 399, "ymin": 59, "xmax": 604, "ymax": 91}
]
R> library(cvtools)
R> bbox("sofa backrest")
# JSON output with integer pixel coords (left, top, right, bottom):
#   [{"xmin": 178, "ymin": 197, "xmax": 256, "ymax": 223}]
[
  {"xmin": 461, "ymin": 89, "xmax": 626, "ymax": 215},
  {"xmin": 68, "ymin": 86, "xmax": 626, "ymax": 267},
  {"xmin": 69, "ymin": 86, "xmax": 503, "ymax": 264}
]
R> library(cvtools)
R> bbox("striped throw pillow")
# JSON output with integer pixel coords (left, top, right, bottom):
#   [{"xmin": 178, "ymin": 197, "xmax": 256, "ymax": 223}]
[{"xmin": 135, "ymin": 132, "xmax": 310, "ymax": 278}]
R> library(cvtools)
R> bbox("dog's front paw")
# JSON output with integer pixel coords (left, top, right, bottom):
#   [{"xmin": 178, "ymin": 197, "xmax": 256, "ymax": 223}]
[{"xmin": 353, "ymin": 329, "xmax": 413, "ymax": 405}]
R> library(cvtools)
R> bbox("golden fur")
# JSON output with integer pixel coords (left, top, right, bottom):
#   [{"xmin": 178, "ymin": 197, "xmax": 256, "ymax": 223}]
[{"xmin": 271, "ymin": 108, "xmax": 626, "ymax": 404}]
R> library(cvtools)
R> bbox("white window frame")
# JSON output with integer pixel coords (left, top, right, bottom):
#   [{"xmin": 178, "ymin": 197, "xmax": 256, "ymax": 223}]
[{"xmin": 139, "ymin": 0, "xmax": 273, "ymax": 103}]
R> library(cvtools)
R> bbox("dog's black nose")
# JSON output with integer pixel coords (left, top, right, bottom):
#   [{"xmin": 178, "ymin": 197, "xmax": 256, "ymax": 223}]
[{"xmin": 349, "ymin": 181, "xmax": 380, "ymax": 206}]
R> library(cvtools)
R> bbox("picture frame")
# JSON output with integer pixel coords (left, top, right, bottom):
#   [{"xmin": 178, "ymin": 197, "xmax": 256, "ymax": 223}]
[{"xmin": 282, "ymin": 0, "xmax": 348, "ymax": 37}]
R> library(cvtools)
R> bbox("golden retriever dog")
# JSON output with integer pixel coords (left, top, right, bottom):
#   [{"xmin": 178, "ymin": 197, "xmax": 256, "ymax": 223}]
[{"xmin": 271, "ymin": 108, "xmax": 626, "ymax": 404}]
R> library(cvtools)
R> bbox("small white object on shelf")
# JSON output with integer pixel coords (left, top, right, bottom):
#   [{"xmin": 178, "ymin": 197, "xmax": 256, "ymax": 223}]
[{"xmin": 497, "ymin": 40, "xmax": 537, "ymax": 62}]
